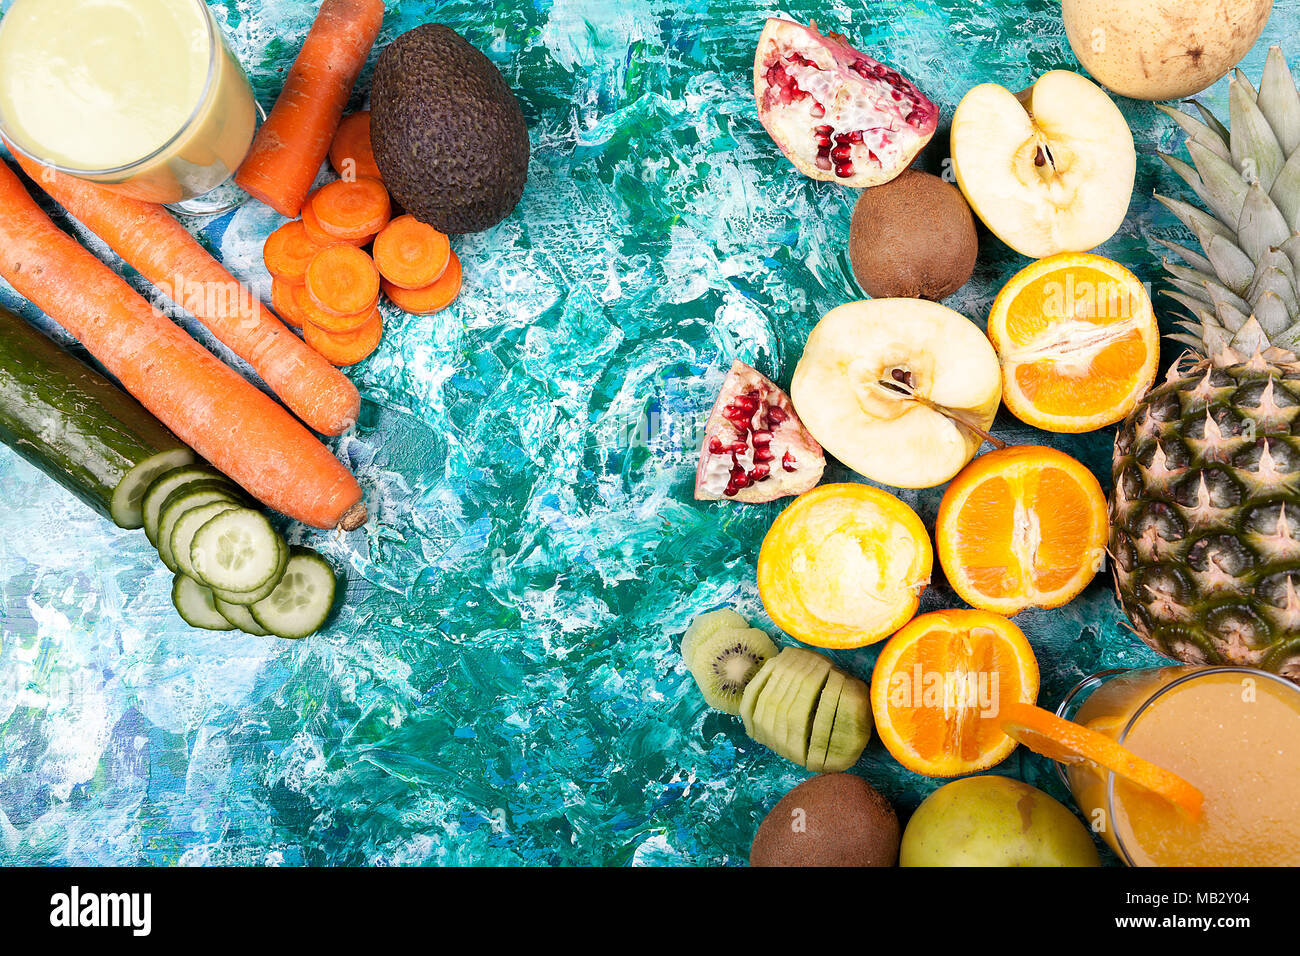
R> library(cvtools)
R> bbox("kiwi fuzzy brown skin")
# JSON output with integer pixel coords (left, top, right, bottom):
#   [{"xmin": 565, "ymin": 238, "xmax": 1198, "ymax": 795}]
[
  {"xmin": 750, "ymin": 773, "xmax": 900, "ymax": 867},
  {"xmin": 848, "ymin": 168, "xmax": 978, "ymax": 301}
]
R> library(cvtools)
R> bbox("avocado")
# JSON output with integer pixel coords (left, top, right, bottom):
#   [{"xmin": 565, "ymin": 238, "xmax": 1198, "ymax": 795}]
[{"xmin": 370, "ymin": 25, "xmax": 529, "ymax": 234}]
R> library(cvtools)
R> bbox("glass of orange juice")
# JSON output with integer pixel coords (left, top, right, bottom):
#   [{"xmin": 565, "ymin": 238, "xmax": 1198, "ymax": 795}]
[
  {"xmin": 0, "ymin": 0, "xmax": 259, "ymax": 215},
  {"xmin": 1055, "ymin": 665, "xmax": 1300, "ymax": 866}
]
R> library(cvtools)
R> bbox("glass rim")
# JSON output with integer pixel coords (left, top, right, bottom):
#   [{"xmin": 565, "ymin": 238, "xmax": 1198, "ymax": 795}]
[
  {"xmin": 0, "ymin": 0, "xmax": 219, "ymax": 178},
  {"xmin": 1101, "ymin": 665, "xmax": 1300, "ymax": 866}
]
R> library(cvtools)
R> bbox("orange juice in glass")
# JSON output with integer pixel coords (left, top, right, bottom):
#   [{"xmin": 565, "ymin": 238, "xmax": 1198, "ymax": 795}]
[
  {"xmin": 1057, "ymin": 665, "xmax": 1300, "ymax": 866},
  {"xmin": 0, "ymin": 0, "xmax": 258, "ymax": 214}
]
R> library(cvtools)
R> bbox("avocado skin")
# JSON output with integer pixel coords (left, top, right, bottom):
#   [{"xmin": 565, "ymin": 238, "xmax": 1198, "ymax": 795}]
[{"xmin": 371, "ymin": 25, "xmax": 529, "ymax": 234}]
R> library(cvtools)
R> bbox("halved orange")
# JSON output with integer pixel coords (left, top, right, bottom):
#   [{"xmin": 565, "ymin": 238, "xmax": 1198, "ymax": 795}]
[
  {"xmin": 870, "ymin": 609, "xmax": 1040, "ymax": 777},
  {"xmin": 936, "ymin": 445, "xmax": 1108, "ymax": 616},
  {"xmin": 987, "ymin": 253, "xmax": 1158, "ymax": 433},
  {"xmin": 757, "ymin": 484, "xmax": 932, "ymax": 649},
  {"xmin": 999, "ymin": 702, "xmax": 1203, "ymax": 820}
]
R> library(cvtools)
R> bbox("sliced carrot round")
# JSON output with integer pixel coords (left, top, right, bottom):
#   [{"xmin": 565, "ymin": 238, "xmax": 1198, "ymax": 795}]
[
  {"xmin": 263, "ymin": 220, "xmax": 322, "ymax": 284},
  {"xmin": 936, "ymin": 445, "xmax": 1109, "ymax": 616},
  {"xmin": 305, "ymin": 310, "xmax": 383, "ymax": 367},
  {"xmin": 310, "ymin": 177, "xmax": 391, "ymax": 241},
  {"xmin": 291, "ymin": 282, "xmax": 375, "ymax": 334},
  {"xmin": 999, "ymin": 702, "xmax": 1204, "ymax": 820},
  {"xmin": 305, "ymin": 245, "xmax": 381, "ymax": 318},
  {"xmin": 329, "ymin": 111, "xmax": 383, "ymax": 183},
  {"xmin": 870, "ymin": 609, "xmax": 1039, "ymax": 777},
  {"xmin": 373, "ymin": 215, "xmax": 449, "ymax": 290},
  {"xmin": 382, "ymin": 251, "xmax": 462, "ymax": 315},
  {"xmin": 271, "ymin": 277, "xmax": 305, "ymax": 331},
  {"xmin": 302, "ymin": 196, "xmax": 368, "ymax": 248}
]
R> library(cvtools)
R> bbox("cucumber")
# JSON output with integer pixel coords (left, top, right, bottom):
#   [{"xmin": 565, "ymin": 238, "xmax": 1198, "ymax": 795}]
[
  {"xmin": 214, "ymin": 598, "xmax": 269, "ymax": 636},
  {"xmin": 141, "ymin": 464, "xmax": 235, "ymax": 545},
  {"xmin": 209, "ymin": 536, "xmax": 288, "ymax": 605},
  {"xmin": 156, "ymin": 486, "xmax": 243, "ymax": 572},
  {"xmin": 171, "ymin": 575, "xmax": 235, "ymax": 631},
  {"xmin": 250, "ymin": 548, "xmax": 338, "ymax": 640},
  {"xmin": 171, "ymin": 501, "xmax": 241, "ymax": 580},
  {"xmin": 0, "ymin": 307, "xmax": 194, "ymax": 528},
  {"xmin": 190, "ymin": 508, "xmax": 285, "ymax": 593}
]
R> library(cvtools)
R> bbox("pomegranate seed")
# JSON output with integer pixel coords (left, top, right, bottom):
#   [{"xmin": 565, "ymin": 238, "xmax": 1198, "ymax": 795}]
[
  {"xmin": 816, "ymin": 155, "xmax": 832, "ymax": 171},
  {"xmin": 835, "ymin": 162, "xmax": 855, "ymax": 178},
  {"xmin": 815, "ymin": 134, "xmax": 832, "ymax": 148},
  {"xmin": 751, "ymin": 429, "xmax": 773, "ymax": 443},
  {"xmin": 814, "ymin": 125, "xmax": 833, "ymax": 135},
  {"xmin": 848, "ymin": 130, "xmax": 863, "ymax": 143},
  {"xmin": 751, "ymin": 464, "xmax": 771, "ymax": 480},
  {"xmin": 831, "ymin": 144, "xmax": 851, "ymax": 162},
  {"xmin": 782, "ymin": 451, "xmax": 797, "ymax": 472},
  {"xmin": 754, "ymin": 447, "xmax": 776, "ymax": 463},
  {"xmin": 767, "ymin": 407, "xmax": 787, "ymax": 424},
  {"xmin": 709, "ymin": 437, "xmax": 725, "ymax": 454},
  {"xmin": 731, "ymin": 441, "xmax": 748, "ymax": 454},
  {"xmin": 809, "ymin": 101, "xmax": 825, "ymax": 118}
]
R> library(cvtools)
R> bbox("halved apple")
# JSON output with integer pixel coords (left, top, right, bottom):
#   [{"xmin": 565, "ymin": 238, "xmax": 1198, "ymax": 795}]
[
  {"xmin": 950, "ymin": 70, "xmax": 1135, "ymax": 259},
  {"xmin": 790, "ymin": 299, "xmax": 1002, "ymax": 489}
]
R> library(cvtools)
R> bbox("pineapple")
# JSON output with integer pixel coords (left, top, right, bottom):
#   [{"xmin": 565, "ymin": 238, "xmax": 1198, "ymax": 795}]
[{"xmin": 1111, "ymin": 47, "xmax": 1300, "ymax": 680}]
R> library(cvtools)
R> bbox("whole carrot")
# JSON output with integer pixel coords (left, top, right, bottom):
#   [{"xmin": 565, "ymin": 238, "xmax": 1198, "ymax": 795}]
[
  {"xmin": 0, "ymin": 161, "xmax": 366, "ymax": 531},
  {"xmin": 12, "ymin": 153, "xmax": 362, "ymax": 437},
  {"xmin": 236, "ymin": 0, "xmax": 386, "ymax": 217}
]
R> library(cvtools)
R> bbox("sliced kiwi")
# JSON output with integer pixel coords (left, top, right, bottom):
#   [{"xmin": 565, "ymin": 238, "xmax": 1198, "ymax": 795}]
[
  {"xmin": 822, "ymin": 675, "xmax": 873, "ymax": 772},
  {"xmin": 751, "ymin": 649, "xmax": 803, "ymax": 750},
  {"xmin": 806, "ymin": 670, "xmax": 847, "ymax": 773},
  {"xmin": 685, "ymin": 625, "xmax": 779, "ymax": 715},
  {"xmin": 778, "ymin": 651, "xmax": 833, "ymax": 766},
  {"xmin": 740, "ymin": 654, "xmax": 780, "ymax": 739},
  {"xmin": 680, "ymin": 607, "xmax": 749, "ymax": 667}
]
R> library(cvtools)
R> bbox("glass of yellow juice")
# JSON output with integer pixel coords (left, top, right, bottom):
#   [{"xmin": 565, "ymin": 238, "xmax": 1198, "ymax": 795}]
[
  {"xmin": 1056, "ymin": 665, "xmax": 1300, "ymax": 866},
  {"xmin": 0, "ymin": 0, "xmax": 259, "ymax": 214}
]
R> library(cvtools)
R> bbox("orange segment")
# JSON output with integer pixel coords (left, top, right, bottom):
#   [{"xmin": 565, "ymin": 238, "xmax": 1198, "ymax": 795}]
[
  {"xmin": 870, "ymin": 609, "xmax": 1040, "ymax": 777},
  {"xmin": 999, "ymin": 702, "xmax": 1204, "ymax": 820},
  {"xmin": 987, "ymin": 253, "xmax": 1158, "ymax": 433},
  {"xmin": 936, "ymin": 445, "xmax": 1108, "ymax": 616},
  {"xmin": 757, "ymin": 483, "xmax": 932, "ymax": 649}
]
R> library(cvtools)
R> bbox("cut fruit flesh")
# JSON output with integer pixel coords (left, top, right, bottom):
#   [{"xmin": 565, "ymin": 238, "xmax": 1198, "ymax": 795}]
[
  {"xmin": 684, "ymin": 625, "xmax": 779, "ymax": 715},
  {"xmin": 822, "ymin": 675, "xmax": 873, "ymax": 772},
  {"xmin": 950, "ymin": 71, "xmax": 1135, "ymax": 259},
  {"xmin": 758, "ymin": 483, "xmax": 932, "ymax": 648},
  {"xmin": 806, "ymin": 670, "xmax": 847, "ymax": 773},
  {"xmin": 870, "ymin": 609, "xmax": 1040, "ymax": 777},
  {"xmin": 190, "ymin": 508, "xmax": 285, "ymax": 594},
  {"xmin": 999, "ymin": 702, "xmax": 1204, "ymax": 820},
  {"xmin": 172, "ymin": 574, "xmax": 235, "ymax": 632},
  {"xmin": 111, "ymin": 448, "xmax": 197, "ymax": 530},
  {"xmin": 987, "ymin": 254, "xmax": 1158, "ymax": 432},
  {"xmin": 156, "ymin": 484, "xmax": 244, "ymax": 573},
  {"xmin": 249, "ymin": 547, "xmax": 337, "ymax": 640},
  {"xmin": 170, "ymin": 501, "xmax": 241, "ymax": 582},
  {"xmin": 681, "ymin": 608, "xmax": 750, "ymax": 666},
  {"xmin": 790, "ymin": 299, "xmax": 1002, "ymax": 489},
  {"xmin": 776, "ymin": 650, "xmax": 833, "ymax": 766},
  {"xmin": 937, "ymin": 445, "xmax": 1109, "ymax": 615},
  {"xmin": 750, "ymin": 652, "xmax": 798, "ymax": 751},
  {"xmin": 740, "ymin": 654, "xmax": 780, "ymax": 740},
  {"xmin": 141, "ymin": 464, "xmax": 233, "ymax": 546},
  {"xmin": 215, "ymin": 598, "xmax": 270, "ymax": 636}
]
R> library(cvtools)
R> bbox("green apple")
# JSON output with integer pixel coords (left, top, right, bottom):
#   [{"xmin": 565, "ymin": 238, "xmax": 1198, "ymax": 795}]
[{"xmin": 900, "ymin": 775, "xmax": 1101, "ymax": 867}]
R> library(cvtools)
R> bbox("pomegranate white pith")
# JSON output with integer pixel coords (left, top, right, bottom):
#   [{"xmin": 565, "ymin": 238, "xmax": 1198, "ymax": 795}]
[
  {"xmin": 695, "ymin": 361, "xmax": 825, "ymax": 503},
  {"xmin": 753, "ymin": 18, "xmax": 938, "ymax": 188}
]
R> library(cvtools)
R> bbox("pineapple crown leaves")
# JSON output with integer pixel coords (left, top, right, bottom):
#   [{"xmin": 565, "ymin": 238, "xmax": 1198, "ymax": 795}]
[{"xmin": 1155, "ymin": 46, "xmax": 1300, "ymax": 364}]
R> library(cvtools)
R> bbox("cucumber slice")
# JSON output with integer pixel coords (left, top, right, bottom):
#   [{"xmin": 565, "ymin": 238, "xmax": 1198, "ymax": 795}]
[
  {"xmin": 110, "ymin": 447, "xmax": 197, "ymax": 530},
  {"xmin": 141, "ymin": 464, "xmax": 234, "ymax": 545},
  {"xmin": 190, "ymin": 508, "xmax": 285, "ymax": 593},
  {"xmin": 209, "ymin": 537, "xmax": 288, "ymax": 605},
  {"xmin": 171, "ymin": 575, "xmax": 235, "ymax": 631},
  {"xmin": 215, "ymin": 598, "xmax": 269, "ymax": 636},
  {"xmin": 171, "ymin": 502, "xmax": 241, "ymax": 580},
  {"xmin": 157, "ymin": 487, "xmax": 242, "ymax": 572},
  {"xmin": 250, "ymin": 548, "xmax": 338, "ymax": 640}
]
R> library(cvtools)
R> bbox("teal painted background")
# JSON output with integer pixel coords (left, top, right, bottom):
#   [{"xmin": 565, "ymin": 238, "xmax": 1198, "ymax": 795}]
[{"xmin": 0, "ymin": 0, "xmax": 1295, "ymax": 865}]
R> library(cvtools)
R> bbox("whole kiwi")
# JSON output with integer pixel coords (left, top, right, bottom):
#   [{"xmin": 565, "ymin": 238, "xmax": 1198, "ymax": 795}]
[
  {"xmin": 749, "ymin": 773, "xmax": 899, "ymax": 867},
  {"xmin": 848, "ymin": 168, "xmax": 978, "ymax": 301}
]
